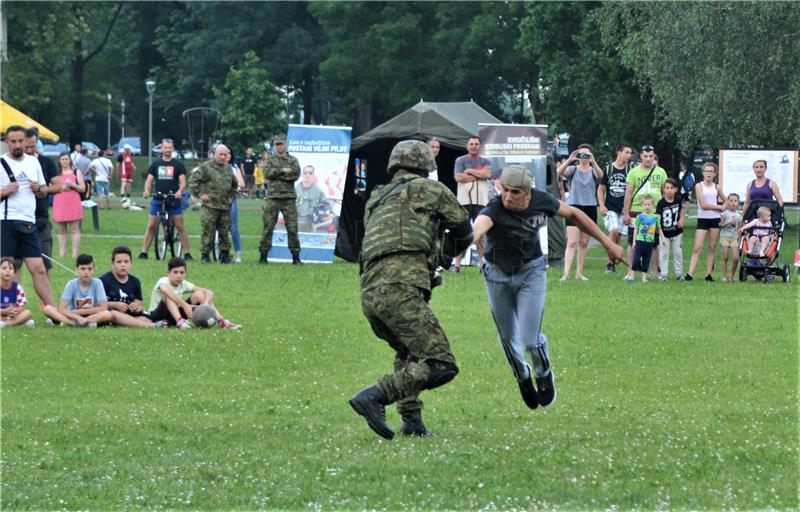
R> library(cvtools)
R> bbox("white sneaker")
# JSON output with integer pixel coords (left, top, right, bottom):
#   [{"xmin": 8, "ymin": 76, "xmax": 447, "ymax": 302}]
[
  {"xmin": 576, "ymin": 275, "xmax": 589, "ymax": 281},
  {"xmin": 25, "ymin": 319, "xmax": 35, "ymax": 328},
  {"xmin": 623, "ymin": 275, "xmax": 635, "ymax": 283},
  {"xmin": 559, "ymin": 276, "xmax": 568, "ymax": 282},
  {"xmin": 177, "ymin": 318, "xmax": 191, "ymax": 331},
  {"xmin": 234, "ymin": 257, "xmax": 242, "ymax": 264},
  {"xmin": 0, "ymin": 321, "xmax": 5, "ymax": 328}
]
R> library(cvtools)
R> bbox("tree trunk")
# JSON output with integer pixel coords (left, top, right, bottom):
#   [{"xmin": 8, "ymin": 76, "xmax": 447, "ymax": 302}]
[{"xmin": 354, "ymin": 102, "xmax": 372, "ymax": 138}]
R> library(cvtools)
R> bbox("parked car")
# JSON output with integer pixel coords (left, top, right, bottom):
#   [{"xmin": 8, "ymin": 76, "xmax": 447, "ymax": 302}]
[
  {"xmin": 82, "ymin": 141, "xmax": 101, "ymax": 157},
  {"xmin": 117, "ymin": 137, "xmax": 142, "ymax": 155},
  {"xmin": 41, "ymin": 143, "xmax": 68, "ymax": 157}
]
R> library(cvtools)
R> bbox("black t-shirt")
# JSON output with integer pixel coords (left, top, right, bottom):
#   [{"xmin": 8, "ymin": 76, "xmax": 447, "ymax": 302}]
[
  {"xmin": 656, "ymin": 197, "xmax": 683, "ymax": 237},
  {"xmin": 241, "ymin": 156, "xmax": 257, "ymax": 176},
  {"xmin": 36, "ymin": 155, "xmax": 58, "ymax": 219},
  {"xmin": 601, "ymin": 164, "xmax": 628, "ymax": 213},
  {"xmin": 480, "ymin": 189, "xmax": 561, "ymax": 275},
  {"xmin": 147, "ymin": 158, "xmax": 186, "ymax": 195},
  {"xmin": 99, "ymin": 271, "xmax": 143, "ymax": 305}
]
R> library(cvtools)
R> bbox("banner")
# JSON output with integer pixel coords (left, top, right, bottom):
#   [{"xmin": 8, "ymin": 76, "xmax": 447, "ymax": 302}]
[
  {"xmin": 719, "ymin": 149, "xmax": 798, "ymax": 204},
  {"xmin": 479, "ymin": 123, "xmax": 550, "ymax": 254},
  {"xmin": 267, "ymin": 124, "xmax": 352, "ymax": 263}
]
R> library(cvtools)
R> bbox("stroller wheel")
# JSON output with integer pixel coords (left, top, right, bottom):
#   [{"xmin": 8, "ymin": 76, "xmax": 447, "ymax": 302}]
[
  {"xmin": 783, "ymin": 264, "xmax": 791, "ymax": 283},
  {"xmin": 739, "ymin": 265, "xmax": 747, "ymax": 282}
]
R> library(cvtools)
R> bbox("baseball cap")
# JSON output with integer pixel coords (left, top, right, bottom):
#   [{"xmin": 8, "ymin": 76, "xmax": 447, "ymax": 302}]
[
  {"xmin": 499, "ymin": 165, "xmax": 534, "ymax": 190},
  {"xmin": 273, "ymin": 134, "xmax": 287, "ymax": 144}
]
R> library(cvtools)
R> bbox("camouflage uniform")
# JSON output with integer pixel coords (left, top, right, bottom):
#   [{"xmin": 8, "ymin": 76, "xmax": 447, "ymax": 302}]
[
  {"xmin": 189, "ymin": 160, "xmax": 237, "ymax": 255},
  {"xmin": 295, "ymin": 182, "xmax": 330, "ymax": 232},
  {"xmin": 360, "ymin": 169, "xmax": 468, "ymax": 418},
  {"xmin": 260, "ymin": 152, "xmax": 301, "ymax": 255}
]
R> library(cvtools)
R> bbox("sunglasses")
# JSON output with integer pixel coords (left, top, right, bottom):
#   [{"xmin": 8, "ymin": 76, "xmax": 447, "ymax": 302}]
[{"xmin": 641, "ymin": 145, "xmax": 655, "ymax": 152}]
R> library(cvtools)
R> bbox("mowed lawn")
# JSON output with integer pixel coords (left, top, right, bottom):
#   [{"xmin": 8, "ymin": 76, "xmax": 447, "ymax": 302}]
[{"xmin": 1, "ymin": 202, "xmax": 798, "ymax": 510}]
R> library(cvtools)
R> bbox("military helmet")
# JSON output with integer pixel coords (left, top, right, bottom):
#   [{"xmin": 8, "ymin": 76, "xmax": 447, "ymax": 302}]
[{"xmin": 387, "ymin": 140, "xmax": 435, "ymax": 175}]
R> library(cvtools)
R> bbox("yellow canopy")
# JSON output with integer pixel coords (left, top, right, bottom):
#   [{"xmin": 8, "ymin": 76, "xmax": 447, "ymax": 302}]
[{"xmin": 0, "ymin": 100, "xmax": 60, "ymax": 142}]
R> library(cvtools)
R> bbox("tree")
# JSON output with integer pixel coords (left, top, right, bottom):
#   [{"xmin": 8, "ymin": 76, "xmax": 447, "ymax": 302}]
[{"xmin": 212, "ymin": 51, "xmax": 285, "ymax": 152}]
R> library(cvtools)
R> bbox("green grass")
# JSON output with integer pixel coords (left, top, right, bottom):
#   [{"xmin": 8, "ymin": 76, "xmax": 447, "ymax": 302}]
[{"xmin": 1, "ymin": 205, "xmax": 798, "ymax": 510}]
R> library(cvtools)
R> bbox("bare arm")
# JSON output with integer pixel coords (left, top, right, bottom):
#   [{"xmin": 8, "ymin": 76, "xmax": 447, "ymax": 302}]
[
  {"xmin": 471, "ymin": 214, "xmax": 494, "ymax": 245},
  {"xmin": 143, "ymin": 174, "xmax": 155, "ymax": 198},
  {"xmin": 622, "ymin": 182, "xmax": 634, "ymax": 224},
  {"xmin": 695, "ymin": 183, "xmax": 723, "ymax": 211},
  {"xmin": 770, "ymin": 181, "xmax": 784, "ymax": 206}
]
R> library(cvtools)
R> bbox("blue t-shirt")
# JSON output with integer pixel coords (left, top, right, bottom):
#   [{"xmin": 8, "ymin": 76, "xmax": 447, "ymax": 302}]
[
  {"xmin": 635, "ymin": 213, "xmax": 660, "ymax": 243},
  {"xmin": 480, "ymin": 188, "xmax": 561, "ymax": 275},
  {"xmin": 61, "ymin": 277, "xmax": 107, "ymax": 311}
]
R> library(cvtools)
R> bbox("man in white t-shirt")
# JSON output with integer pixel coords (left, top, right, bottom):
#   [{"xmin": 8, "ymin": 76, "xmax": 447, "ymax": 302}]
[
  {"xmin": 0, "ymin": 125, "xmax": 55, "ymax": 307},
  {"xmin": 89, "ymin": 151, "xmax": 114, "ymax": 208}
]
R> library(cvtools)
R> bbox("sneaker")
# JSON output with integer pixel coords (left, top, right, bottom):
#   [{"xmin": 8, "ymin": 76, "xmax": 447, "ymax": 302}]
[
  {"xmin": 183, "ymin": 253, "xmax": 194, "ymax": 261},
  {"xmin": 177, "ymin": 318, "xmax": 191, "ymax": 331},
  {"xmin": 153, "ymin": 320, "xmax": 169, "ymax": 328},
  {"xmin": 234, "ymin": 257, "xmax": 242, "ymax": 264},
  {"xmin": 559, "ymin": 276, "xmax": 568, "ymax": 282},
  {"xmin": 450, "ymin": 266, "xmax": 460, "ymax": 273},
  {"xmin": 659, "ymin": 275, "xmax": 668, "ymax": 282},
  {"xmin": 201, "ymin": 253, "xmax": 210, "ymax": 264},
  {"xmin": 535, "ymin": 371, "xmax": 557, "ymax": 407},
  {"xmin": 0, "ymin": 321, "xmax": 5, "ymax": 328},
  {"xmin": 676, "ymin": 275, "xmax": 685, "ymax": 281},
  {"xmin": 86, "ymin": 322, "xmax": 98, "ymax": 329},
  {"xmin": 576, "ymin": 275, "xmax": 589, "ymax": 281},
  {"xmin": 705, "ymin": 274, "xmax": 714, "ymax": 282},
  {"xmin": 218, "ymin": 318, "xmax": 242, "ymax": 331},
  {"xmin": 609, "ymin": 263, "xmax": 617, "ymax": 273},
  {"xmin": 137, "ymin": 252, "xmax": 148, "ymax": 260},
  {"xmin": 720, "ymin": 277, "xmax": 728, "ymax": 282},
  {"xmin": 604, "ymin": 263, "xmax": 615, "ymax": 274},
  {"xmin": 25, "ymin": 319, "xmax": 35, "ymax": 328},
  {"xmin": 623, "ymin": 275, "xmax": 634, "ymax": 283},
  {"xmin": 684, "ymin": 274, "xmax": 694, "ymax": 281},
  {"xmin": 518, "ymin": 375, "xmax": 539, "ymax": 409}
]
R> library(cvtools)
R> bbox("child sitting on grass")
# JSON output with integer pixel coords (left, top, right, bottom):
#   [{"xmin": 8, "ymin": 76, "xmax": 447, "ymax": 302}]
[
  {"xmin": 147, "ymin": 256, "xmax": 241, "ymax": 331},
  {"xmin": 740, "ymin": 206, "xmax": 773, "ymax": 258},
  {"xmin": 719, "ymin": 193, "xmax": 743, "ymax": 281},
  {"xmin": 0, "ymin": 257, "xmax": 35, "ymax": 328},
  {"xmin": 42, "ymin": 254, "xmax": 113, "ymax": 328}
]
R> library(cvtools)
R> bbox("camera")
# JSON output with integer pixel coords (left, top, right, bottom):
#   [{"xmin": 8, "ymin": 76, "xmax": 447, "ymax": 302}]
[{"xmin": 577, "ymin": 152, "xmax": 591, "ymax": 159}]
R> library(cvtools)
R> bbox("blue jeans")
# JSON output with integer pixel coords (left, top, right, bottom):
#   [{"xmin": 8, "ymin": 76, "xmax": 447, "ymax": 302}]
[
  {"xmin": 230, "ymin": 199, "xmax": 241, "ymax": 253},
  {"xmin": 482, "ymin": 257, "xmax": 551, "ymax": 382}
]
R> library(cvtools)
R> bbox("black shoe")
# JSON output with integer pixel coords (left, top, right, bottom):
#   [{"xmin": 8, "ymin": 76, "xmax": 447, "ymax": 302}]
[
  {"xmin": 604, "ymin": 263, "xmax": 615, "ymax": 274},
  {"xmin": 518, "ymin": 376, "xmax": 540, "ymax": 409},
  {"xmin": 259, "ymin": 252, "xmax": 268, "ymax": 264},
  {"xmin": 201, "ymin": 253, "xmax": 210, "ymax": 264},
  {"xmin": 219, "ymin": 252, "xmax": 230, "ymax": 264},
  {"xmin": 684, "ymin": 274, "xmax": 694, "ymax": 281},
  {"xmin": 292, "ymin": 252, "xmax": 303, "ymax": 265},
  {"xmin": 704, "ymin": 274, "xmax": 714, "ymax": 282},
  {"xmin": 349, "ymin": 386, "xmax": 395, "ymax": 440},
  {"xmin": 400, "ymin": 412, "xmax": 433, "ymax": 437},
  {"xmin": 535, "ymin": 371, "xmax": 557, "ymax": 408},
  {"xmin": 137, "ymin": 252, "xmax": 148, "ymax": 260},
  {"xmin": 183, "ymin": 252, "xmax": 193, "ymax": 261}
]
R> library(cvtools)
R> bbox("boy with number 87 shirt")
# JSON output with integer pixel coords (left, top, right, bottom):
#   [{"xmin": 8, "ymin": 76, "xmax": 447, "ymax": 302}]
[{"xmin": 656, "ymin": 179, "xmax": 684, "ymax": 281}]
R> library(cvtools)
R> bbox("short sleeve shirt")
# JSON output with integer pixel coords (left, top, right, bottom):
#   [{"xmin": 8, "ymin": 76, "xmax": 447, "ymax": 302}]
[
  {"xmin": 148, "ymin": 276, "xmax": 195, "ymax": 312},
  {"xmin": 241, "ymin": 156, "xmax": 257, "ymax": 176},
  {"xmin": 0, "ymin": 153, "xmax": 46, "ymax": 222},
  {"xmin": 99, "ymin": 271, "xmax": 143, "ymax": 305},
  {"xmin": 656, "ymin": 197, "xmax": 683, "ymax": 238},
  {"xmin": 626, "ymin": 165, "xmax": 668, "ymax": 213},
  {"xmin": 147, "ymin": 158, "xmax": 186, "ymax": 195},
  {"xmin": 601, "ymin": 164, "xmax": 628, "ymax": 213},
  {"xmin": 480, "ymin": 189, "xmax": 561, "ymax": 275},
  {"xmin": 635, "ymin": 213, "xmax": 660, "ymax": 243},
  {"xmin": 61, "ymin": 277, "xmax": 107, "ymax": 311},
  {"xmin": 454, "ymin": 155, "xmax": 493, "ymax": 206}
]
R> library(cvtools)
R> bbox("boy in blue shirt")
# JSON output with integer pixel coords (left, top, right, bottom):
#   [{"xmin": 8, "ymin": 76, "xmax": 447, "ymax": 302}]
[
  {"xmin": 631, "ymin": 195, "xmax": 660, "ymax": 283},
  {"xmin": 42, "ymin": 254, "xmax": 113, "ymax": 327}
]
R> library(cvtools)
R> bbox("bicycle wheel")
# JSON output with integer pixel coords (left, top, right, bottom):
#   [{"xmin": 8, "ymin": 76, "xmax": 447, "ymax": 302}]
[
  {"xmin": 155, "ymin": 218, "xmax": 167, "ymax": 260},
  {"xmin": 210, "ymin": 230, "xmax": 220, "ymax": 261},
  {"xmin": 167, "ymin": 221, "xmax": 183, "ymax": 258}
]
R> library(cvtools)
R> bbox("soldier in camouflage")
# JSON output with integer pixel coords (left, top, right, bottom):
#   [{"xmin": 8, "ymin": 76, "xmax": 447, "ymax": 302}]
[
  {"xmin": 188, "ymin": 144, "xmax": 238, "ymax": 264},
  {"xmin": 259, "ymin": 134, "xmax": 302, "ymax": 264},
  {"xmin": 349, "ymin": 140, "xmax": 474, "ymax": 440}
]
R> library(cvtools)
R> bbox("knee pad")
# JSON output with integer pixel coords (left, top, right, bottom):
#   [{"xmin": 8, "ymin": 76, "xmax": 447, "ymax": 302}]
[{"xmin": 423, "ymin": 360, "xmax": 459, "ymax": 390}]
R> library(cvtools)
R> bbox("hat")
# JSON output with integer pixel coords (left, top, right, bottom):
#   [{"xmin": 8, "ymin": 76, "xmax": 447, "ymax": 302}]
[
  {"xmin": 273, "ymin": 134, "xmax": 286, "ymax": 144},
  {"xmin": 500, "ymin": 165, "xmax": 534, "ymax": 190}
]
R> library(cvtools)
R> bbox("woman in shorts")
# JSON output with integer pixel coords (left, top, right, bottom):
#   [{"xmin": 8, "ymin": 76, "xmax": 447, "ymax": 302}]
[{"xmin": 686, "ymin": 162, "xmax": 726, "ymax": 281}]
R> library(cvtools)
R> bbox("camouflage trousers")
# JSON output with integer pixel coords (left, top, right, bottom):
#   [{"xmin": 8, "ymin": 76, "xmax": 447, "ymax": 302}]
[
  {"xmin": 260, "ymin": 198, "xmax": 300, "ymax": 254},
  {"xmin": 200, "ymin": 206, "xmax": 231, "ymax": 254},
  {"xmin": 361, "ymin": 284, "xmax": 457, "ymax": 416}
]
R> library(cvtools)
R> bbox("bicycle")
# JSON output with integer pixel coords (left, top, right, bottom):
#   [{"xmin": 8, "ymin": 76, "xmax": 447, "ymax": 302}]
[{"xmin": 152, "ymin": 192, "xmax": 183, "ymax": 260}]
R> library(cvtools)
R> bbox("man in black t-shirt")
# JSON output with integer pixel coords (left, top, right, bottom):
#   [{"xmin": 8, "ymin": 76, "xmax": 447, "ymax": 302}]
[
  {"xmin": 472, "ymin": 165, "xmax": 623, "ymax": 411},
  {"xmin": 100, "ymin": 246, "xmax": 157, "ymax": 327},
  {"xmin": 239, "ymin": 147, "xmax": 257, "ymax": 198},
  {"xmin": 138, "ymin": 139, "xmax": 192, "ymax": 260},
  {"xmin": 21, "ymin": 129, "xmax": 60, "ymax": 274},
  {"xmin": 597, "ymin": 142, "xmax": 632, "ymax": 273}
]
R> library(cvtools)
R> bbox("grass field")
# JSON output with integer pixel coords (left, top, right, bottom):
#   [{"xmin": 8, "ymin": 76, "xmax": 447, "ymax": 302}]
[{"xmin": 1, "ymin": 201, "xmax": 798, "ymax": 510}]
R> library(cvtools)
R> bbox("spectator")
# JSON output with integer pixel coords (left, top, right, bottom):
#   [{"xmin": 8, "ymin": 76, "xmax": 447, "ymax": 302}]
[
  {"xmin": 631, "ymin": 195, "xmax": 660, "ymax": 283},
  {"xmin": 741, "ymin": 159, "xmax": 784, "ymax": 216},
  {"xmin": 686, "ymin": 162, "xmax": 726, "ymax": 281},
  {"xmin": 117, "ymin": 144, "xmax": 136, "ymax": 201},
  {"xmin": 453, "ymin": 136, "xmax": 493, "ymax": 271},
  {"xmin": 254, "ymin": 159, "xmax": 265, "ymax": 199},
  {"xmin": 557, "ymin": 144, "xmax": 603, "ymax": 281},
  {"xmin": 598, "ymin": 142, "xmax": 632, "ymax": 273},
  {"xmin": 719, "ymin": 193, "xmax": 743, "ymax": 281},
  {"xmin": 53, "ymin": 151, "xmax": 86, "ymax": 259},
  {"xmin": 678, "ymin": 161, "xmax": 695, "ymax": 205},
  {"xmin": 228, "ymin": 150, "xmax": 245, "ymax": 263},
  {"xmin": 21, "ymin": 128, "xmax": 60, "ymax": 276},
  {"xmin": 88, "ymin": 149, "xmax": 114, "ymax": 209},
  {"xmin": 0, "ymin": 125, "xmax": 55, "ymax": 307},
  {"xmin": 622, "ymin": 145, "xmax": 669, "ymax": 282},
  {"xmin": 189, "ymin": 144, "xmax": 237, "ymax": 264},
  {"xmin": 0, "ymin": 257, "xmax": 35, "ymax": 328},
  {"xmin": 427, "ymin": 137, "xmax": 440, "ymax": 182},
  {"xmin": 73, "ymin": 148, "xmax": 92, "ymax": 198},
  {"xmin": 656, "ymin": 178, "xmax": 685, "ymax": 281},
  {"xmin": 239, "ymin": 147, "xmax": 257, "ymax": 198},
  {"xmin": 100, "ymin": 246, "xmax": 158, "ymax": 328},
  {"xmin": 41, "ymin": 253, "xmax": 113, "ymax": 327},
  {"xmin": 259, "ymin": 134, "xmax": 302, "ymax": 265}
]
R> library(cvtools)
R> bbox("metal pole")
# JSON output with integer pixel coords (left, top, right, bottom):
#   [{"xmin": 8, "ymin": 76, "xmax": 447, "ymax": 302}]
[
  {"xmin": 148, "ymin": 92, "xmax": 153, "ymax": 166},
  {"xmin": 121, "ymin": 99, "xmax": 126, "ymax": 139},
  {"xmin": 106, "ymin": 93, "xmax": 112, "ymax": 148}
]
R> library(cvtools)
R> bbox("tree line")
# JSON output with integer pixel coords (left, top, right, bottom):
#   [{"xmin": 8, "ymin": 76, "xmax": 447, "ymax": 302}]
[{"xmin": 3, "ymin": 1, "xmax": 798, "ymax": 170}]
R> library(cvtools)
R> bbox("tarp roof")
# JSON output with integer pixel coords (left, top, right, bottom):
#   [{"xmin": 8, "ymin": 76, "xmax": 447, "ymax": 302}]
[
  {"xmin": 351, "ymin": 100, "xmax": 501, "ymax": 151},
  {"xmin": 0, "ymin": 100, "xmax": 60, "ymax": 142}
]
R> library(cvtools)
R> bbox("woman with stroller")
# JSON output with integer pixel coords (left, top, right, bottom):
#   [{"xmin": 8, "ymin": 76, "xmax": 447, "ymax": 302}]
[{"xmin": 741, "ymin": 159, "xmax": 784, "ymax": 217}]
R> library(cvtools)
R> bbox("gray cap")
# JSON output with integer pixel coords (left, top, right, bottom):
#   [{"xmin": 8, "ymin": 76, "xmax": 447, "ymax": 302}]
[{"xmin": 499, "ymin": 165, "xmax": 534, "ymax": 190}]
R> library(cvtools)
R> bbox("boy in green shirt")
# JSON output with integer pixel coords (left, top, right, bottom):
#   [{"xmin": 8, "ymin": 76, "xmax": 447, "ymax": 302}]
[{"xmin": 631, "ymin": 195, "xmax": 660, "ymax": 283}]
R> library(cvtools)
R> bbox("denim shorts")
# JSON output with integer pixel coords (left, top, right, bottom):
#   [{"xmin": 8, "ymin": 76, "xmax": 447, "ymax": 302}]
[{"xmin": 149, "ymin": 197, "xmax": 183, "ymax": 216}]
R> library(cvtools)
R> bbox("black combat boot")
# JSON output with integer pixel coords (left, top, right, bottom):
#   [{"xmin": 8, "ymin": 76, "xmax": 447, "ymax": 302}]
[
  {"xmin": 400, "ymin": 411, "xmax": 433, "ymax": 437},
  {"xmin": 219, "ymin": 251, "xmax": 230, "ymax": 264},
  {"xmin": 201, "ymin": 253, "xmax": 210, "ymax": 264},
  {"xmin": 292, "ymin": 251, "xmax": 303, "ymax": 265},
  {"xmin": 259, "ymin": 252, "xmax": 268, "ymax": 264},
  {"xmin": 349, "ymin": 386, "xmax": 395, "ymax": 440}
]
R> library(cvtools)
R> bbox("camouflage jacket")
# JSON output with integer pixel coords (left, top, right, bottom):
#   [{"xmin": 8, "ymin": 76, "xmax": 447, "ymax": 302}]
[
  {"xmin": 189, "ymin": 160, "xmax": 237, "ymax": 210},
  {"xmin": 264, "ymin": 153, "xmax": 301, "ymax": 199}
]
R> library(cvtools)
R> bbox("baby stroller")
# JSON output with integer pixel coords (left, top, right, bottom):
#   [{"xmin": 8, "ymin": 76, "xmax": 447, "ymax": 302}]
[{"xmin": 738, "ymin": 199, "xmax": 790, "ymax": 282}]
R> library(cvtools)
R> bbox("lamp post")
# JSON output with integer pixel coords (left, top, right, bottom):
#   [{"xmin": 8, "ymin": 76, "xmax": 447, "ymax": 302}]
[
  {"xmin": 106, "ymin": 93, "xmax": 112, "ymax": 149},
  {"xmin": 145, "ymin": 79, "xmax": 156, "ymax": 166},
  {"xmin": 121, "ymin": 99, "xmax": 126, "ymax": 139}
]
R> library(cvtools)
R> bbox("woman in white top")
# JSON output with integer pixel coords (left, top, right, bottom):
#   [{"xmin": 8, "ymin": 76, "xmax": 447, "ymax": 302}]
[{"xmin": 686, "ymin": 162, "xmax": 726, "ymax": 281}]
